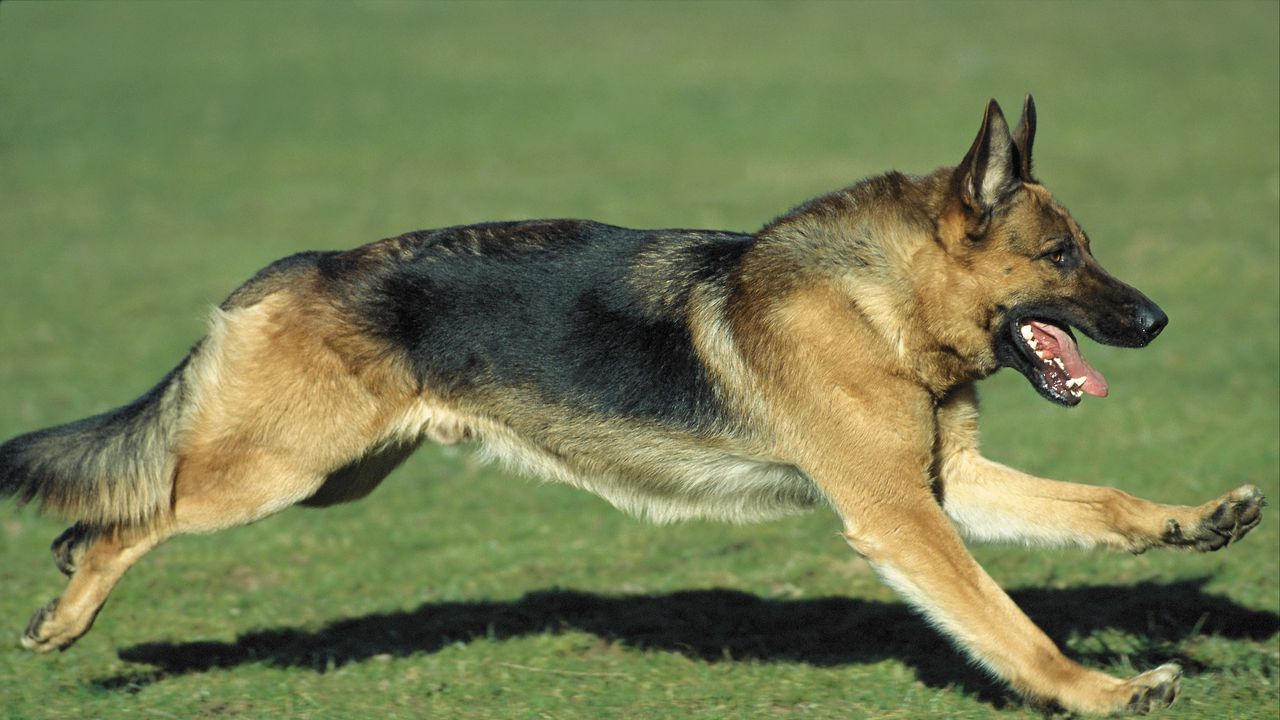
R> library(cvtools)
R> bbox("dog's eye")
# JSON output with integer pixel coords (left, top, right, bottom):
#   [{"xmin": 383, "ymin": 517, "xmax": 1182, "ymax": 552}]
[{"xmin": 1042, "ymin": 242, "xmax": 1070, "ymax": 267}]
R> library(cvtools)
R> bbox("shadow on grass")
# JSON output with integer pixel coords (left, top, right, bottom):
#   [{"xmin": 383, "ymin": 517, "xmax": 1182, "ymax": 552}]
[{"xmin": 97, "ymin": 577, "xmax": 1278, "ymax": 707}]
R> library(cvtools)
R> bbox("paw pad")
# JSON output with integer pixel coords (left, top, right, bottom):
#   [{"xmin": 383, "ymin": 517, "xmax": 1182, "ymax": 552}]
[
  {"xmin": 1124, "ymin": 663, "xmax": 1181, "ymax": 714},
  {"xmin": 20, "ymin": 598, "xmax": 60, "ymax": 652},
  {"xmin": 1166, "ymin": 485, "xmax": 1265, "ymax": 552}
]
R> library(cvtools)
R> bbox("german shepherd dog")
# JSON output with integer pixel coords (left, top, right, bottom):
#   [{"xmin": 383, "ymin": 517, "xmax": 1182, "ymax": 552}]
[{"xmin": 1, "ymin": 96, "xmax": 1265, "ymax": 714}]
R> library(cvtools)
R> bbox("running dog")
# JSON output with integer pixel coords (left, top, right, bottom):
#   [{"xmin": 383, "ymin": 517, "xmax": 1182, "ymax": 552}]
[{"xmin": 1, "ymin": 96, "xmax": 1264, "ymax": 715}]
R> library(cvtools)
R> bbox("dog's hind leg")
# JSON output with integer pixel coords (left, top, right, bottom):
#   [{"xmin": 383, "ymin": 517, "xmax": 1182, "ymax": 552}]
[
  {"xmin": 21, "ymin": 434, "xmax": 400, "ymax": 652},
  {"xmin": 934, "ymin": 385, "xmax": 1265, "ymax": 553},
  {"xmin": 23, "ymin": 521, "xmax": 170, "ymax": 652},
  {"xmin": 22, "ymin": 450, "xmax": 332, "ymax": 652},
  {"xmin": 18, "ymin": 283, "xmax": 429, "ymax": 651}
]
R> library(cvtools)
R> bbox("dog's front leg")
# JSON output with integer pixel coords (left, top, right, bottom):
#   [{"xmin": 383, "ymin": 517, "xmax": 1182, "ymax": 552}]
[
  {"xmin": 938, "ymin": 451, "xmax": 1264, "ymax": 553},
  {"xmin": 828, "ymin": 468, "xmax": 1179, "ymax": 713},
  {"xmin": 799, "ymin": 408, "xmax": 1179, "ymax": 715},
  {"xmin": 934, "ymin": 384, "xmax": 1265, "ymax": 553}
]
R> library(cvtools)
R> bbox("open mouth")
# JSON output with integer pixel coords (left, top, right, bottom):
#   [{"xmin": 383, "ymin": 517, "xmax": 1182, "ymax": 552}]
[{"xmin": 1013, "ymin": 319, "xmax": 1109, "ymax": 405}]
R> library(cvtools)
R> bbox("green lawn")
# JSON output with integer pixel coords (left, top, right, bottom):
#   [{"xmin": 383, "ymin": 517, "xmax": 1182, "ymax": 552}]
[{"xmin": 1, "ymin": 2, "xmax": 1276, "ymax": 718}]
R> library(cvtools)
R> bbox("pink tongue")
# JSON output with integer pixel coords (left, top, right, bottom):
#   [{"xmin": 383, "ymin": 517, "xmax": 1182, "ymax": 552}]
[{"xmin": 1031, "ymin": 321, "xmax": 1109, "ymax": 397}]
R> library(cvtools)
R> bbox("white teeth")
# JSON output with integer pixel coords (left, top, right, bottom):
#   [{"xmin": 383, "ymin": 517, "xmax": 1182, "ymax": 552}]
[
  {"xmin": 1067, "ymin": 377, "xmax": 1087, "ymax": 388},
  {"xmin": 1036, "ymin": 350, "xmax": 1051, "ymax": 360},
  {"xmin": 1071, "ymin": 388, "xmax": 1083, "ymax": 397},
  {"xmin": 1053, "ymin": 358, "xmax": 1066, "ymax": 370},
  {"xmin": 1027, "ymin": 337, "xmax": 1039, "ymax": 350},
  {"xmin": 1020, "ymin": 325, "xmax": 1034, "ymax": 341}
]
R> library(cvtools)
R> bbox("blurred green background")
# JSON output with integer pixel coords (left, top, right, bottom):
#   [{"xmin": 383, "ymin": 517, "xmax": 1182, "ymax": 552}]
[{"xmin": 1, "ymin": 2, "xmax": 1276, "ymax": 718}]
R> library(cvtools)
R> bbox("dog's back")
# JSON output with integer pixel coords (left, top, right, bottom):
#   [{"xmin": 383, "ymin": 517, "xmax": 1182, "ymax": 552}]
[{"xmin": 335, "ymin": 220, "xmax": 749, "ymax": 430}]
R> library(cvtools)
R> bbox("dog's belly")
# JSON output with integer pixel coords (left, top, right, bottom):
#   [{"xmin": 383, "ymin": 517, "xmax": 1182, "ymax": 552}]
[
  {"xmin": 476, "ymin": 422, "xmax": 823, "ymax": 524},
  {"xmin": 388, "ymin": 399, "xmax": 822, "ymax": 524}
]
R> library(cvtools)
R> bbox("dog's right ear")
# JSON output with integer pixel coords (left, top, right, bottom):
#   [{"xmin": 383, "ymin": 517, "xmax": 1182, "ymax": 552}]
[
  {"xmin": 1011, "ymin": 93, "xmax": 1037, "ymax": 183},
  {"xmin": 955, "ymin": 99, "xmax": 1017, "ymax": 217}
]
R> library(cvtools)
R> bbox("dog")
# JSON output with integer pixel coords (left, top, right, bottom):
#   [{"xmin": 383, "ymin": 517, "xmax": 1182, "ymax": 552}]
[{"xmin": 0, "ymin": 96, "xmax": 1264, "ymax": 715}]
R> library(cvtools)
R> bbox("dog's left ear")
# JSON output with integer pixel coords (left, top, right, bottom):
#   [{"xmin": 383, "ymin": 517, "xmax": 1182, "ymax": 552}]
[
  {"xmin": 1011, "ymin": 94, "xmax": 1037, "ymax": 183},
  {"xmin": 956, "ymin": 99, "xmax": 1017, "ymax": 215}
]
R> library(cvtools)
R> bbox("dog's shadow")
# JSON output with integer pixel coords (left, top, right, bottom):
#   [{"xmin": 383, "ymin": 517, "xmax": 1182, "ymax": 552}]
[{"xmin": 98, "ymin": 578, "xmax": 1278, "ymax": 707}]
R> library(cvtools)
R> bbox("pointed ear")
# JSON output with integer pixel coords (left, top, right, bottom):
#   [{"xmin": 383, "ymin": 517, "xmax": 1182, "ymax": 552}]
[
  {"xmin": 1011, "ymin": 93, "xmax": 1037, "ymax": 182},
  {"xmin": 956, "ymin": 99, "xmax": 1017, "ymax": 214}
]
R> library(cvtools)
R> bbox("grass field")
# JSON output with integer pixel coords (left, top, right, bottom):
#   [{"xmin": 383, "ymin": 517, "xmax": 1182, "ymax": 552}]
[{"xmin": 1, "ymin": 2, "xmax": 1277, "ymax": 718}]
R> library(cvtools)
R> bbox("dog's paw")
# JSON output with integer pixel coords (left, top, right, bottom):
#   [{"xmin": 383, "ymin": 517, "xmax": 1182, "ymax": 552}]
[
  {"xmin": 20, "ymin": 598, "xmax": 65, "ymax": 653},
  {"xmin": 50, "ymin": 523, "xmax": 92, "ymax": 577},
  {"xmin": 20, "ymin": 597, "xmax": 87, "ymax": 653},
  {"xmin": 1163, "ymin": 484, "xmax": 1265, "ymax": 552},
  {"xmin": 1122, "ymin": 663, "xmax": 1181, "ymax": 715}
]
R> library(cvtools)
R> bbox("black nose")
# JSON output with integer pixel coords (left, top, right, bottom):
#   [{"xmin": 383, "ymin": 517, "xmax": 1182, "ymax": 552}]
[{"xmin": 1136, "ymin": 303, "xmax": 1168, "ymax": 340}]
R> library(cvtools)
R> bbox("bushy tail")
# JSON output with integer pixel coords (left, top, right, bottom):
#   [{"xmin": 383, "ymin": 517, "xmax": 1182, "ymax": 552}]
[{"xmin": 0, "ymin": 354, "xmax": 195, "ymax": 526}]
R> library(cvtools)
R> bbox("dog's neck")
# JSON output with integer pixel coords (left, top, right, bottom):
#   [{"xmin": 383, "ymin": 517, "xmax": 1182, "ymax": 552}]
[{"xmin": 739, "ymin": 168, "xmax": 999, "ymax": 398}]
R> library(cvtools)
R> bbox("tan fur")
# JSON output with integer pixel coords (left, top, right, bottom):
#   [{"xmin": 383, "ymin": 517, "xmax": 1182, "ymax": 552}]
[
  {"xmin": 13, "ymin": 98, "xmax": 1263, "ymax": 716},
  {"xmin": 730, "ymin": 271, "xmax": 1201, "ymax": 713}
]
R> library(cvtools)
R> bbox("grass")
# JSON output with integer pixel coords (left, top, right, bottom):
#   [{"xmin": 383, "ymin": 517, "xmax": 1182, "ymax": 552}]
[{"xmin": 0, "ymin": 2, "xmax": 1277, "ymax": 718}]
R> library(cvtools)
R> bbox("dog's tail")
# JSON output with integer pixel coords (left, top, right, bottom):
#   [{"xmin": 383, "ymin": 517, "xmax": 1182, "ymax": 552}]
[{"xmin": 0, "ymin": 351, "xmax": 198, "ymax": 526}]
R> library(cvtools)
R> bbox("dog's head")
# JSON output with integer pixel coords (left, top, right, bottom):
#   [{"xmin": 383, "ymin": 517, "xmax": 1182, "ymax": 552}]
[{"xmin": 944, "ymin": 96, "xmax": 1167, "ymax": 406}]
